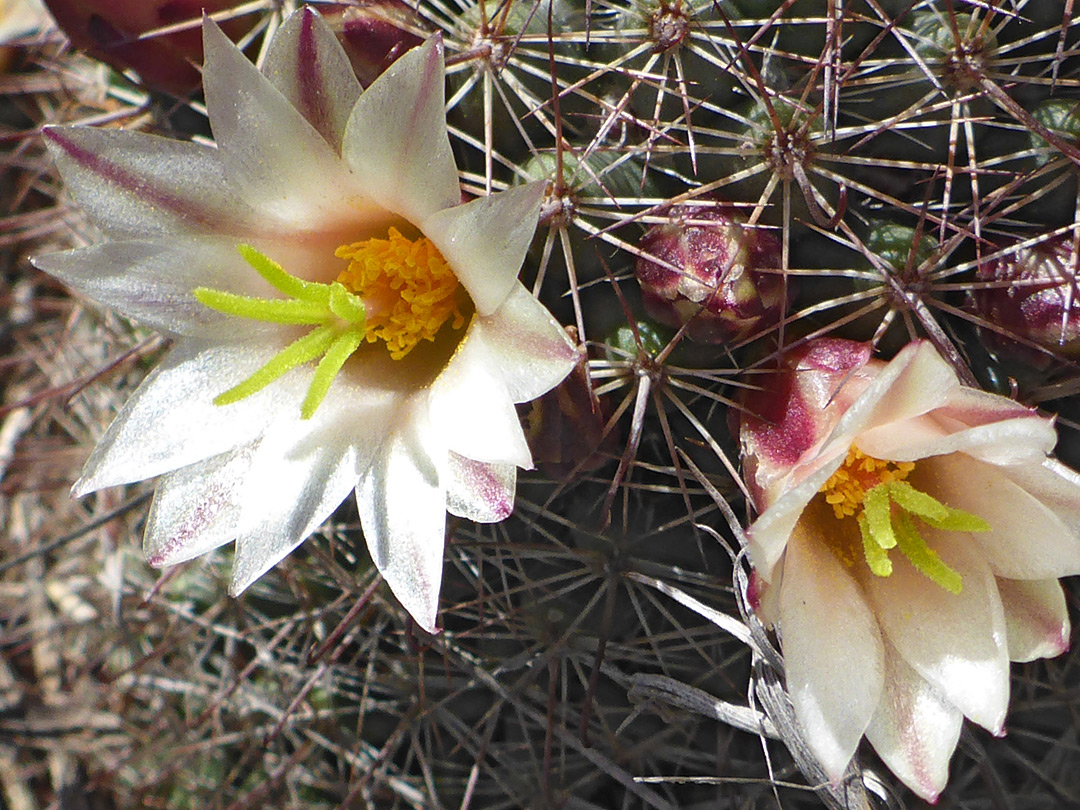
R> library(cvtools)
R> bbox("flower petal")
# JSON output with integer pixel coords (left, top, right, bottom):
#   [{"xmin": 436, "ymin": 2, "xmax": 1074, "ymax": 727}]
[
  {"xmin": 32, "ymin": 238, "xmax": 274, "ymax": 337},
  {"xmin": 996, "ymin": 577, "xmax": 1071, "ymax": 662},
  {"xmin": 356, "ymin": 400, "xmax": 448, "ymax": 633},
  {"xmin": 912, "ymin": 454, "xmax": 1080, "ymax": 579},
  {"xmin": 73, "ymin": 335, "xmax": 306, "ymax": 495},
  {"xmin": 777, "ymin": 529, "xmax": 884, "ymax": 781},
  {"xmin": 144, "ymin": 444, "xmax": 256, "ymax": 566},
  {"xmin": 430, "ymin": 329, "xmax": 534, "ymax": 468},
  {"xmin": 446, "ymin": 453, "xmax": 516, "ymax": 522},
  {"xmin": 865, "ymin": 533, "xmax": 1010, "ymax": 733},
  {"xmin": 998, "ymin": 458, "xmax": 1080, "ymax": 541},
  {"xmin": 473, "ymin": 282, "xmax": 578, "ymax": 401},
  {"xmin": 422, "ymin": 183, "xmax": 546, "ymax": 315},
  {"xmin": 202, "ymin": 17, "xmax": 371, "ymax": 228},
  {"xmin": 341, "ymin": 35, "xmax": 460, "ymax": 225},
  {"xmin": 42, "ymin": 126, "xmax": 261, "ymax": 238},
  {"xmin": 865, "ymin": 639, "xmax": 962, "ymax": 803},
  {"xmin": 262, "ymin": 7, "xmax": 362, "ymax": 153},
  {"xmin": 227, "ymin": 416, "xmax": 365, "ymax": 595}
]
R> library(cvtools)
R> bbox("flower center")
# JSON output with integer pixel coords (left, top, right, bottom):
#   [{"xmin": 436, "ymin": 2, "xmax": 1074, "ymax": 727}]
[
  {"xmin": 335, "ymin": 227, "xmax": 465, "ymax": 360},
  {"xmin": 818, "ymin": 447, "xmax": 990, "ymax": 594},
  {"xmin": 192, "ymin": 233, "xmax": 465, "ymax": 421}
]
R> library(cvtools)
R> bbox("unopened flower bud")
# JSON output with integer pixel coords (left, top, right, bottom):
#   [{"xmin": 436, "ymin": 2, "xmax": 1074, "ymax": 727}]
[
  {"xmin": 635, "ymin": 203, "xmax": 789, "ymax": 344},
  {"xmin": 972, "ymin": 233, "xmax": 1080, "ymax": 363},
  {"xmin": 321, "ymin": 0, "xmax": 426, "ymax": 87},
  {"xmin": 43, "ymin": 0, "xmax": 253, "ymax": 95}
]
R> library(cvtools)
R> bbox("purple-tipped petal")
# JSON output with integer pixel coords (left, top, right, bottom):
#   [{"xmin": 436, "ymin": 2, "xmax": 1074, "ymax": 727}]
[
  {"xmin": 865, "ymin": 640, "xmax": 962, "ymax": 803},
  {"xmin": 202, "ymin": 17, "xmax": 371, "ymax": 228},
  {"xmin": 476, "ymin": 283, "xmax": 578, "ymax": 402},
  {"xmin": 997, "ymin": 577, "xmax": 1071, "ymax": 662},
  {"xmin": 341, "ymin": 35, "xmax": 460, "ymax": 225},
  {"xmin": 262, "ymin": 7, "xmax": 362, "ymax": 153},
  {"xmin": 446, "ymin": 454, "xmax": 516, "ymax": 522},
  {"xmin": 43, "ymin": 126, "xmax": 262, "ymax": 238},
  {"xmin": 356, "ymin": 401, "xmax": 448, "ymax": 633},
  {"xmin": 423, "ymin": 183, "xmax": 545, "ymax": 315}
]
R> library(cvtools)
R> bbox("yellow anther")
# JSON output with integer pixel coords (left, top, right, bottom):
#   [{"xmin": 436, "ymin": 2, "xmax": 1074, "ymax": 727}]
[
  {"xmin": 820, "ymin": 447, "xmax": 915, "ymax": 520},
  {"xmin": 335, "ymin": 227, "xmax": 465, "ymax": 359}
]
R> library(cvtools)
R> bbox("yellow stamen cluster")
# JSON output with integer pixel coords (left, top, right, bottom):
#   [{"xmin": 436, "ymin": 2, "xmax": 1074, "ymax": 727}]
[
  {"xmin": 821, "ymin": 447, "xmax": 915, "ymax": 519},
  {"xmin": 336, "ymin": 228, "xmax": 465, "ymax": 360}
]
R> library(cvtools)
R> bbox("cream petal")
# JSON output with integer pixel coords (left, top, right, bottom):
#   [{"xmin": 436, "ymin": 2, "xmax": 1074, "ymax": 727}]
[
  {"xmin": 747, "ymin": 453, "xmax": 848, "ymax": 580},
  {"xmin": 42, "ymin": 126, "xmax": 262, "ymax": 238},
  {"xmin": 144, "ymin": 444, "xmax": 256, "ymax": 567},
  {"xmin": 202, "ymin": 18, "xmax": 370, "ymax": 228},
  {"xmin": 422, "ymin": 183, "xmax": 546, "ymax": 316},
  {"xmin": 866, "ymin": 534, "xmax": 1010, "ymax": 733},
  {"xmin": 430, "ymin": 331, "xmax": 533, "ymax": 468},
  {"xmin": 73, "ymin": 335, "xmax": 307, "ymax": 495},
  {"xmin": 32, "ymin": 238, "xmax": 272, "ymax": 337},
  {"xmin": 227, "ymin": 416, "xmax": 365, "ymax": 595},
  {"xmin": 856, "ymin": 410, "xmax": 1056, "ymax": 466},
  {"xmin": 261, "ymin": 7, "xmax": 362, "ymax": 153},
  {"xmin": 865, "ymin": 639, "xmax": 962, "ymax": 803},
  {"xmin": 996, "ymin": 577, "xmax": 1071, "ymax": 662},
  {"xmin": 777, "ymin": 531, "xmax": 884, "ymax": 781},
  {"xmin": 998, "ymin": 458, "xmax": 1080, "ymax": 541},
  {"xmin": 472, "ymin": 283, "xmax": 578, "ymax": 402},
  {"xmin": 341, "ymin": 36, "xmax": 460, "ymax": 225},
  {"xmin": 913, "ymin": 454, "xmax": 1080, "ymax": 579},
  {"xmin": 356, "ymin": 401, "xmax": 448, "ymax": 633},
  {"xmin": 446, "ymin": 453, "xmax": 516, "ymax": 523}
]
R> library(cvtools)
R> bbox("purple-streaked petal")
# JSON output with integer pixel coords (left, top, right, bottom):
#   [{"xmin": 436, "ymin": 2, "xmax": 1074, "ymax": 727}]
[
  {"xmin": 865, "ymin": 534, "xmax": 1010, "ymax": 733},
  {"xmin": 144, "ymin": 444, "xmax": 256, "ymax": 566},
  {"xmin": 473, "ymin": 282, "xmax": 578, "ymax": 401},
  {"xmin": 422, "ymin": 183, "xmax": 545, "ymax": 315},
  {"xmin": 356, "ymin": 400, "xmax": 448, "ymax": 633},
  {"xmin": 778, "ymin": 528, "xmax": 884, "ymax": 781},
  {"xmin": 43, "ymin": 126, "xmax": 262, "ymax": 238},
  {"xmin": 430, "ymin": 330, "xmax": 533, "ymax": 468},
  {"xmin": 446, "ymin": 454, "xmax": 515, "ymax": 522},
  {"xmin": 262, "ymin": 7, "xmax": 362, "ymax": 153},
  {"xmin": 341, "ymin": 35, "xmax": 460, "ymax": 225},
  {"xmin": 202, "ymin": 18, "xmax": 371, "ymax": 228},
  {"xmin": 912, "ymin": 454, "xmax": 1080, "ymax": 579},
  {"xmin": 73, "ymin": 334, "xmax": 307, "ymax": 495},
  {"xmin": 865, "ymin": 640, "xmax": 962, "ymax": 803},
  {"xmin": 996, "ymin": 577, "xmax": 1071, "ymax": 662},
  {"xmin": 32, "ymin": 238, "xmax": 274, "ymax": 337}
]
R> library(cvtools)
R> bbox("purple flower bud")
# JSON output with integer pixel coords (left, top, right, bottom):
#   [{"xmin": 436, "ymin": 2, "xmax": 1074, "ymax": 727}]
[
  {"xmin": 322, "ymin": 0, "xmax": 426, "ymax": 87},
  {"xmin": 635, "ymin": 203, "xmax": 789, "ymax": 344},
  {"xmin": 972, "ymin": 234, "xmax": 1080, "ymax": 363}
]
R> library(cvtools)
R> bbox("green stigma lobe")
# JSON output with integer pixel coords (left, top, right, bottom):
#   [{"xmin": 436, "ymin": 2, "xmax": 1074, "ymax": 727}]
[
  {"xmin": 857, "ymin": 479, "xmax": 983, "ymax": 594},
  {"xmin": 196, "ymin": 246, "xmax": 367, "ymax": 419}
]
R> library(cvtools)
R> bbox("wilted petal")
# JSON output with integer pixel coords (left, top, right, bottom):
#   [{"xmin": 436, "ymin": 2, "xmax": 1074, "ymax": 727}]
[
  {"xmin": 423, "ymin": 183, "xmax": 545, "ymax": 315},
  {"xmin": 997, "ymin": 577, "xmax": 1071, "ymax": 662},
  {"xmin": 866, "ymin": 534, "xmax": 1010, "ymax": 733},
  {"xmin": 865, "ymin": 640, "xmax": 962, "ymax": 803},
  {"xmin": 32, "ymin": 238, "xmax": 272, "ymax": 337},
  {"xmin": 356, "ymin": 402, "xmax": 448, "ymax": 633},
  {"xmin": 446, "ymin": 453, "xmax": 516, "ymax": 522},
  {"xmin": 341, "ymin": 36, "xmax": 460, "ymax": 225},
  {"xmin": 202, "ymin": 18, "xmax": 370, "ymax": 227},
  {"xmin": 74, "ymin": 336, "xmax": 304, "ymax": 495},
  {"xmin": 262, "ymin": 7, "xmax": 362, "ymax": 152},
  {"xmin": 430, "ymin": 332, "xmax": 533, "ymax": 468},
  {"xmin": 43, "ymin": 126, "xmax": 261, "ymax": 238},
  {"xmin": 913, "ymin": 454, "xmax": 1080, "ymax": 579},
  {"xmin": 144, "ymin": 444, "xmax": 256, "ymax": 566},
  {"xmin": 777, "ymin": 529, "xmax": 884, "ymax": 781}
]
